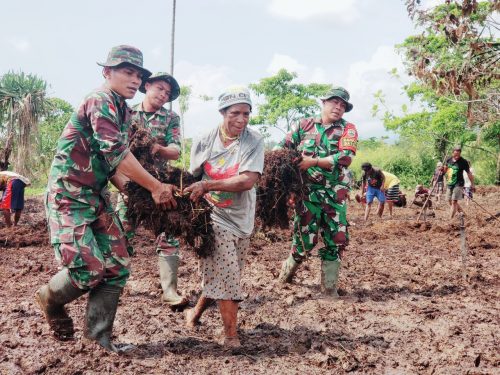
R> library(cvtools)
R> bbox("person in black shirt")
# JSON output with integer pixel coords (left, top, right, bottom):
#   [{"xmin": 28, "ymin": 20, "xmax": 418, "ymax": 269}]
[
  {"xmin": 360, "ymin": 162, "xmax": 386, "ymax": 221},
  {"xmin": 443, "ymin": 145, "xmax": 474, "ymax": 218}
]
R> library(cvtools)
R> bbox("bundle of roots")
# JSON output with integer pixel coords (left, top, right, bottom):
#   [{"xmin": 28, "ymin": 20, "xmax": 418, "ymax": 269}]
[
  {"xmin": 256, "ymin": 149, "xmax": 303, "ymax": 229},
  {"xmin": 124, "ymin": 128, "xmax": 214, "ymax": 257}
]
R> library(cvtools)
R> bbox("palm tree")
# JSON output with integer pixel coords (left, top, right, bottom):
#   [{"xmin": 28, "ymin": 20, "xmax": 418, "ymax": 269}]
[{"xmin": 0, "ymin": 71, "xmax": 50, "ymax": 175}]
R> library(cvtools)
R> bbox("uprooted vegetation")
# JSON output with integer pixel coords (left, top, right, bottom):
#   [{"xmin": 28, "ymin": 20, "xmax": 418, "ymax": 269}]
[{"xmin": 125, "ymin": 127, "xmax": 214, "ymax": 257}]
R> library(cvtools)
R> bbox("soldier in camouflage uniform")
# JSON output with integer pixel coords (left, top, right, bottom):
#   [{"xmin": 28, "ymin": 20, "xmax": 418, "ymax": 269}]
[
  {"xmin": 35, "ymin": 45, "xmax": 177, "ymax": 352},
  {"xmin": 277, "ymin": 87, "xmax": 358, "ymax": 298},
  {"xmin": 115, "ymin": 72, "xmax": 189, "ymax": 309}
]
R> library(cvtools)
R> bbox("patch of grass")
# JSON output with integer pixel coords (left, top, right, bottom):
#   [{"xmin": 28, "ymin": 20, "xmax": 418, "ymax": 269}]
[{"xmin": 25, "ymin": 185, "xmax": 46, "ymax": 197}]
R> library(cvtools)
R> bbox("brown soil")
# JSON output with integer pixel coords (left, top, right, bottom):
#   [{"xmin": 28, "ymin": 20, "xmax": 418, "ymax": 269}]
[{"xmin": 0, "ymin": 189, "xmax": 499, "ymax": 374}]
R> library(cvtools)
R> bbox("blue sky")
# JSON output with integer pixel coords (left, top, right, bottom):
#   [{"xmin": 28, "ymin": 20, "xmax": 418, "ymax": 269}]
[{"xmin": 1, "ymin": 0, "xmax": 441, "ymax": 140}]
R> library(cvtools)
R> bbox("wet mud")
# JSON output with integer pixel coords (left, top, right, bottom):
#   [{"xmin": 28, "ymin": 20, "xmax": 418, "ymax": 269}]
[{"xmin": 0, "ymin": 188, "xmax": 498, "ymax": 374}]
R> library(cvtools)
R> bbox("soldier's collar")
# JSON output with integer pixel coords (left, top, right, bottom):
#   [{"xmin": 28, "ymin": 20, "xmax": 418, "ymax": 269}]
[
  {"xmin": 104, "ymin": 86, "xmax": 127, "ymax": 105},
  {"xmin": 319, "ymin": 118, "xmax": 345, "ymax": 129},
  {"xmin": 138, "ymin": 102, "xmax": 166, "ymax": 116}
]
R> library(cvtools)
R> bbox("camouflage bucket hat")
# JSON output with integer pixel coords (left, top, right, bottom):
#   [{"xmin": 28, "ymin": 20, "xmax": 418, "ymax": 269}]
[
  {"xmin": 139, "ymin": 72, "xmax": 180, "ymax": 101},
  {"xmin": 97, "ymin": 45, "xmax": 152, "ymax": 79},
  {"xmin": 320, "ymin": 86, "xmax": 353, "ymax": 112}
]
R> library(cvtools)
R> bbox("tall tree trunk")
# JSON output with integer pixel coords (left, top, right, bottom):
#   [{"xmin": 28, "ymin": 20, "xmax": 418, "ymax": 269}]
[
  {"xmin": 0, "ymin": 134, "xmax": 13, "ymax": 171},
  {"xmin": 496, "ymin": 153, "xmax": 500, "ymax": 186}
]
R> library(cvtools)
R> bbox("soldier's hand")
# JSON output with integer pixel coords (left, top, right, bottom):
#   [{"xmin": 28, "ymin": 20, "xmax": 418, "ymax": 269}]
[
  {"xmin": 298, "ymin": 156, "xmax": 317, "ymax": 171},
  {"xmin": 152, "ymin": 183, "xmax": 177, "ymax": 209},
  {"xmin": 184, "ymin": 181, "xmax": 207, "ymax": 202},
  {"xmin": 151, "ymin": 143, "xmax": 162, "ymax": 156}
]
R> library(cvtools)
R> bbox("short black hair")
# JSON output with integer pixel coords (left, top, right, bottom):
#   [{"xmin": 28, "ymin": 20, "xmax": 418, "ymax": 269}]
[{"xmin": 361, "ymin": 162, "xmax": 372, "ymax": 170}]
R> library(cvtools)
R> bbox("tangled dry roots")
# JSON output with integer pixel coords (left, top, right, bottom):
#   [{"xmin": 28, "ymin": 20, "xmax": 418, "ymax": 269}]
[
  {"xmin": 124, "ymin": 128, "xmax": 214, "ymax": 257},
  {"xmin": 256, "ymin": 149, "xmax": 303, "ymax": 229}
]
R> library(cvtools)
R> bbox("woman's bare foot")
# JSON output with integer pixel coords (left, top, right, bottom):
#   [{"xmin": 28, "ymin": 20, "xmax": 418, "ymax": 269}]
[
  {"xmin": 184, "ymin": 308, "xmax": 199, "ymax": 328},
  {"xmin": 223, "ymin": 336, "xmax": 241, "ymax": 348}
]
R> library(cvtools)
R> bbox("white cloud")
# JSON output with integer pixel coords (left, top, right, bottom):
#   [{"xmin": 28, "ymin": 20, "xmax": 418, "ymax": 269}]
[
  {"xmin": 342, "ymin": 46, "xmax": 411, "ymax": 138},
  {"xmin": 266, "ymin": 53, "xmax": 327, "ymax": 83},
  {"xmin": 171, "ymin": 61, "xmax": 237, "ymax": 139},
  {"xmin": 169, "ymin": 48, "xmax": 411, "ymax": 141},
  {"xmin": 420, "ymin": 0, "xmax": 444, "ymax": 10},
  {"xmin": 345, "ymin": 45, "xmax": 405, "ymax": 96},
  {"xmin": 174, "ymin": 60, "xmax": 235, "ymax": 97},
  {"xmin": 268, "ymin": 0, "xmax": 360, "ymax": 24},
  {"xmin": 151, "ymin": 46, "xmax": 163, "ymax": 58},
  {"xmin": 5, "ymin": 36, "xmax": 30, "ymax": 52},
  {"xmin": 267, "ymin": 54, "xmax": 305, "ymax": 75}
]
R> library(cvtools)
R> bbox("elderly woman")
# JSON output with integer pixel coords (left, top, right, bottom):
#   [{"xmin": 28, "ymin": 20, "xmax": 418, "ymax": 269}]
[{"xmin": 184, "ymin": 86, "xmax": 264, "ymax": 348}]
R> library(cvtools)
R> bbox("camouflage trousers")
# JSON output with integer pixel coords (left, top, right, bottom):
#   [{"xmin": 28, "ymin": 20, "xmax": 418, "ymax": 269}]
[
  {"xmin": 291, "ymin": 185, "xmax": 349, "ymax": 262},
  {"xmin": 116, "ymin": 194, "xmax": 180, "ymax": 257},
  {"xmin": 46, "ymin": 193, "xmax": 130, "ymax": 290}
]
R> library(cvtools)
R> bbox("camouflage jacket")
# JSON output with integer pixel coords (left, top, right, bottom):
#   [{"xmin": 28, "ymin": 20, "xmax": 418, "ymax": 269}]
[
  {"xmin": 130, "ymin": 103, "xmax": 181, "ymax": 151},
  {"xmin": 47, "ymin": 86, "xmax": 131, "ymax": 206},
  {"xmin": 278, "ymin": 117, "xmax": 358, "ymax": 188}
]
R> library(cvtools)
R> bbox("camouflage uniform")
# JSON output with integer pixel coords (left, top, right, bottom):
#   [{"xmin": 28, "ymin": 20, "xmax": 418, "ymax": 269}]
[
  {"xmin": 46, "ymin": 86, "xmax": 132, "ymax": 289},
  {"xmin": 116, "ymin": 103, "xmax": 181, "ymax": 256},
  {"xmin": 279, "ymin": 117, "xmax": 358, "ymax": 261}
]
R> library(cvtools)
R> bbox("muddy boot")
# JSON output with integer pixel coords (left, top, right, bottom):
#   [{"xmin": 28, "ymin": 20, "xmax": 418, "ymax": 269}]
[
  {"xmin": 158, "ymin": 255, "xmax": 189, "ymax": 310},
  {"xmin": 278, "ymin": 254, "xmax": 300, "ymax": 284},
  {"xmin": 35, "ymin": 270, "xmax": 87, "ymax": 341},
  {"xmin": 321, "ymin": 260, "xmax": 340, "ymax": 299},
  {"xmin": 84, "ymin": 283, "xmax": 124, "ymax": 352}
]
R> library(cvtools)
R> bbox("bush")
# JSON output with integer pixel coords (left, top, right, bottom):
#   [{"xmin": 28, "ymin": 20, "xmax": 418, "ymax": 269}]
[{"xmin": 350, "ymin": 138, "xmax": 436, "ymax": 188}]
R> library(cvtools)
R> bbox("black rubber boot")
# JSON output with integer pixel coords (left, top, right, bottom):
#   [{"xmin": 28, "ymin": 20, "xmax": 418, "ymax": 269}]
[
  {"xmin": 84, "ymin": 283, "xmax": 124, "ymax": 352},
  {"xmin": 35, "ymin": 270, "xmax": 87, "ymax": 341}
]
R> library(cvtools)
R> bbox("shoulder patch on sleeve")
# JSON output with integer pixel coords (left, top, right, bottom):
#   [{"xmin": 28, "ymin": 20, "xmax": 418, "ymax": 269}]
[{"xmin": 338, "ymin": 122, "xmax": 358, "ymax": 153}]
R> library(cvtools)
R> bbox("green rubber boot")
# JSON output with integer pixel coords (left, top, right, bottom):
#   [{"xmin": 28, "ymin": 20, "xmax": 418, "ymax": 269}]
[
  {"xmin": 278, "ymin": 254, "xmax": 300, "ymax": 284},
  {"xmin": 158, "ymin": 255, "xmax": 189, "ymax": 310},
  {"xmin": 35, "ymin": 270, "xmax": 87, "ymax": 341},
  {"xmin": 321, "ymin": 260, "xmax": 340, "ymax": 299},
  {"xmin": 84, "ymin": 283, "xmax": 123, "ymax": 352}
]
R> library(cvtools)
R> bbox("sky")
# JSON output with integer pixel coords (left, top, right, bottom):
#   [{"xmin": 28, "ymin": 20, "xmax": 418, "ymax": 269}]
[{"xmin": 1, "ymin": 0, "xmax": 442, "ymax": 141}]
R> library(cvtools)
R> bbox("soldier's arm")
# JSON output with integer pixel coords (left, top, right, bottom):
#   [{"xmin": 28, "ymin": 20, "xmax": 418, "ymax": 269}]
[
  {"xmin": 274, "ymin": 121, "xmax": 302, "ymax": 150},
  {"xmin": 87, "ymin": 94, "xmax": 176, "ymax": 208},
  {"xmin": 116, "ymin": 153, "xmax": 177, "ymax": 209},
  {"xmin": 152, "ymin": 144, "xmax": 180, "ymax": 161},
  {"xmin": 153, "ymin": 112, "xmax": 181, "ymax": 160},
  {"xmin": 327, "ymin": 123, "xmax": 358, "ymax": 168},
  {"xmin": 110, "ymin": 171, "xmax": 129, "ymax": 193}
]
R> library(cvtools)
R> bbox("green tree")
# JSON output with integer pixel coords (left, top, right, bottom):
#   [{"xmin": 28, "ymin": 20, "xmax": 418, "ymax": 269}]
[
  {"xmin": 175, "ymin": 86, "xmax": 212, "ymax": 169},
  {"xmin": 402, "ymin": 0, "xmax": 499, "ymax": 123},
  {"xmin": 37, "ymin": 98, "xmax": 74, "ymax": 178},
  {"xmin": 0, "ymin": 71, "xmax": 51, "ymax": 175},
  {"xmin": 249, "ymin": 69, "xmax": 331, "ymax": 135},
  {"xmin": 374, "ymin": 1, "xmax": 499, "ymax": 184}
]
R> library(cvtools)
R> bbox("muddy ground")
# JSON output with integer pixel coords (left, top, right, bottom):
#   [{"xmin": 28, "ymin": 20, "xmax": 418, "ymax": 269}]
[{"xmin": 0, "ymin": 187, "xmax": 499, "ymax": 374}]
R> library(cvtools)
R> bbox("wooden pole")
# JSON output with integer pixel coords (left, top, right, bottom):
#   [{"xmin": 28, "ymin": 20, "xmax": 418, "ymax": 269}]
[
  {"xmin": 459, "ymin": 213, "xmax": 468, "ymax": 283},
  {"xmin": 169, "ymin": 0, "xmax": 176, "ymax": 112},
  {"xmin": 416, "ymin": 181, "xmax": 438, "ymax": 222},
  {"xmin": 170, "ymin": 0, "xmax": 176, "ymax": 76}
]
